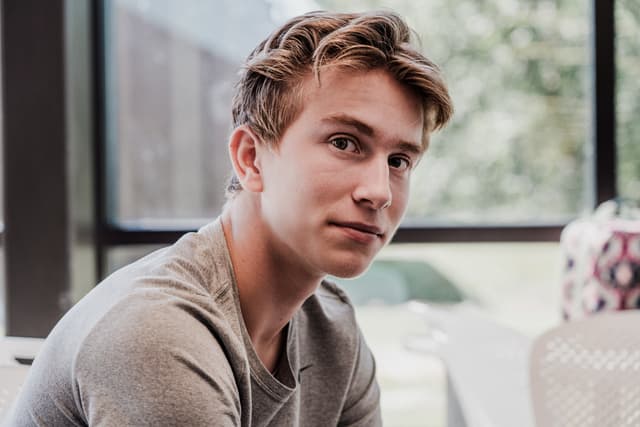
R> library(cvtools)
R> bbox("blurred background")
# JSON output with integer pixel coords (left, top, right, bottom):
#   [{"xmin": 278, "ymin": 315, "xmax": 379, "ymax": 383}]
[{"xmin": 1, "ymin": 0, "xmax": 638, "ymax": 425}]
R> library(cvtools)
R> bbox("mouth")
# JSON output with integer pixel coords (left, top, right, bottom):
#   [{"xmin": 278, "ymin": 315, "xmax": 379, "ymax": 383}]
[{"xmin": 330, "ymin": 221, "xmax": 385, "ymax": 239}]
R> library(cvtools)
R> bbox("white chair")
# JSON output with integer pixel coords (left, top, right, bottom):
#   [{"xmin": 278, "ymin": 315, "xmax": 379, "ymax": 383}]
[
  {"xmin": 0, "ymin": 337, "xmax": 44, "ymax": 422},
  {"xmin": 530, "ymin": 311, "xmax": 640, "ymax": 427}
]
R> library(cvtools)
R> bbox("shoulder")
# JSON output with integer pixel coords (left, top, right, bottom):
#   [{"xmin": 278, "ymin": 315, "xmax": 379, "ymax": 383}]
[
  {"xmin": 296, "ymin": 279, "xmax": 361, "ymax": 359},
  {"xmin": 316, "ymin": 278, "xmax": 353, "ymax": 303},
  {"xmin": 72, "ymin": 219, "xmax": 242, "ymax": 375},
  {"xmin": 73, "ymin": 294, "xmax": 245, "ymax": 425},
  {"xmin": 296, "ymin": 280, "xmax": 381, "ymax": 425},
  {"xmin": 76, "ymin": 292, "xmax": 237, "ymax": 380},
  {"xmin": 76, "ymin": 289, "xmax": 242, "ymax": 374},
  {"xmin": 15, "ymin": 283, "xmax": 245, "ymax": 426},
  {"xmin": 134, "ymin": 219, "xmax": 236, "ymax": 297},
  {"xmin": 302, "ymin": 279, "xmax": 358, "ymax": 330}
]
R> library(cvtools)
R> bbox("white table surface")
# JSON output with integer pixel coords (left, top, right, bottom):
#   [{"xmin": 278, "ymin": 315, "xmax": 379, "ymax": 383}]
[{"xmin": 409, "ymin": 302, "xmax": 535, "ymax": 427}]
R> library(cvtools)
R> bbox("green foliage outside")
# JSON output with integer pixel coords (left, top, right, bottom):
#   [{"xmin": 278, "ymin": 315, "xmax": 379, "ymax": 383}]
[
  {"xmin": 318, "ymin": 0, "xmax": 638, "ymax": 222},
  {"xmin": 617, "ymin": 0, "xmax": 640, "ymax": 199}
]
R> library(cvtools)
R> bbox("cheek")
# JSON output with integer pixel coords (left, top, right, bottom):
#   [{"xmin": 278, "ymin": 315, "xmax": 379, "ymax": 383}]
[
  {"xmin": 391, "ymin": 180, "xmax": 411, "ymax": 217},
  {"xmin": 301, "ymin": 158, "xmax": 351, "ymax": 197},
  {"xmin": 265, "ymin": 162, "xmax": 332, "ymax": 216},
  {"xmin": 264, "ymin": 156, "xmax": 310, "ymax": 197}
]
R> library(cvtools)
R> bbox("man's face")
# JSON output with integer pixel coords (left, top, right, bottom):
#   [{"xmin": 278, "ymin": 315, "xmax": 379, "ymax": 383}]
[{"xmin": 257, "ymin": 68, "xmax": 425, "ymax": 278}]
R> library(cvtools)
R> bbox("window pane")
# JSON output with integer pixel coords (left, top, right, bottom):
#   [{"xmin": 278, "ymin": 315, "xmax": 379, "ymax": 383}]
[
  {"xmin": 319, "ymin": 0, "xmax": 590, "ymax": 224},
  {"xmin": 104, "ymin": 0, "xmax": 280, "ymax": 227},
  {"xmin": 106, "ymin": 245, "xmax": 165, "ymax": 275},
  {"xmin": 105, "ymin": 0, "xmax": 592, "ymax": 228},
  {"xmin": 616, "ymin": 0, "xmax": 640, "ymax": 199}
]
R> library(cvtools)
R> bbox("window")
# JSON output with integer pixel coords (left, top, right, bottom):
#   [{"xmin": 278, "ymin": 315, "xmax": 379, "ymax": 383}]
[
  {"xmin": 617, "ymin": 0, "xmax": 640, "ymax": 198},
  {"xmin": 104, "ymin": 0, "xmax": 596, "ymax": 231},
  {"xmin": 103, "ymin": 0, "xmax": 280, "ymax": 227}
]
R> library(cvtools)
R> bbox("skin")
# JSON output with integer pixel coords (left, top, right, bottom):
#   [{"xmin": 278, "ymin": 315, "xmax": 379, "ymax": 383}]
[{"xmin": 221, "ymin": 67, "xmax": 425, "ymax": 371}]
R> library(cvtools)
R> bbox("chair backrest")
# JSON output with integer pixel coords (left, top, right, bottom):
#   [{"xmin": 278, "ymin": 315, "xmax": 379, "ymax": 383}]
[{"xmin": 530, "ymin": 311, "xmax": 640, "ymax": 427}]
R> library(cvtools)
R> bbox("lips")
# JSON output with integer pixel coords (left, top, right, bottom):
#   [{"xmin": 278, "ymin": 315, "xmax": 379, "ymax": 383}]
[{"xmin": 330, "ymin": 221, "xmax": 384, "ymax": 237}]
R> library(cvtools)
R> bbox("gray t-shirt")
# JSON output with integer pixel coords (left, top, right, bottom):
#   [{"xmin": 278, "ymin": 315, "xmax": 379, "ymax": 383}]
[{"xmin": 6, "ymin": 219, "xmax": 381, "ymax": 426}]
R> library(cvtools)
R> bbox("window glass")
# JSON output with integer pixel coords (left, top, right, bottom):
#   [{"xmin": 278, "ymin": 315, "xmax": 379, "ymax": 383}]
[
  {"xmin": 106, "ymin": 245, "xmax": 166, "ymax": 275},
  {"xmin": 105, "ymin": 0, "xmax": 591, "ymax": 228},
  {"xmin": 324, "ymin": 0, "xmax": 591, "ymax": 225},
  {"xmin": 104, "ymin": 0, "xmax": 278, "ymax": 227},
  {"xmin": 616, "ymin": 0, "xmax": 640, "ymax": 199}
]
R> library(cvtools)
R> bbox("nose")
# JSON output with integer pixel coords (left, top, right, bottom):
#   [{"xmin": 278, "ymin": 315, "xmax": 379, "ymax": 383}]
[{"xmin": 352, "ymin": 157, "xmax": 392, "ymax": 210}]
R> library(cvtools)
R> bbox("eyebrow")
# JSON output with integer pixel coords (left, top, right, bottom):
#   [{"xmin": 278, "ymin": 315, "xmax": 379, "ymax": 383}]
[{"xmin": 321, "ymin": 113, "xmax": 424, "ymax": 155}]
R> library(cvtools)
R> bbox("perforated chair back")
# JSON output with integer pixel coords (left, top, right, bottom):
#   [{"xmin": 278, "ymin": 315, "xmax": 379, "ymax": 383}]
[{"xmin": 530, "ymin": 311, "xmax": 640, "ymax": 427}]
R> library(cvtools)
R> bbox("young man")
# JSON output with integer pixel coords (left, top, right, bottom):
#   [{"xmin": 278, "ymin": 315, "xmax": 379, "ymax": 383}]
[{"xmin": 7, "ymin": 10, "xmax": 452, "ymax": 427}]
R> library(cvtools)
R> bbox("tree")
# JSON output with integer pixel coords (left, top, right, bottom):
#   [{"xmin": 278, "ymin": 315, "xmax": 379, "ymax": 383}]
[{"xmin": 318, "ymin": 0, "xmax": 621, "ymax": 223}]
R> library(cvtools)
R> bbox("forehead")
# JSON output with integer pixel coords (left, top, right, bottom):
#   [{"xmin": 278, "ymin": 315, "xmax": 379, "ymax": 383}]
[{"xmin": 297, "ymin": 68, "xmax": 425, "ymax": 150}]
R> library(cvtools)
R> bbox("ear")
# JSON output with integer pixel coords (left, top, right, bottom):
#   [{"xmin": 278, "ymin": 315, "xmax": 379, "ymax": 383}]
[{"xmin": 228, "ymin": 125, "xmax": 264, "ymax": 193}]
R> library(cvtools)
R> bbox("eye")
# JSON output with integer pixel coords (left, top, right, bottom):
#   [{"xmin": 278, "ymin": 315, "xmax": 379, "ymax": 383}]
[
  {"xmin": 329, "ymin": 136, "xmax": 359, "ymax": 153},
  {"xmin": 388, "ymin": 156, "xmax": 411, "ymax": 171}
]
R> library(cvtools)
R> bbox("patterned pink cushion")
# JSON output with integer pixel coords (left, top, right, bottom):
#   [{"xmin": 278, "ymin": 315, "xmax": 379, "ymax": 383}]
[{"xmin": 561, "ymin": 202, "xmax": 640, "ymax": 320}]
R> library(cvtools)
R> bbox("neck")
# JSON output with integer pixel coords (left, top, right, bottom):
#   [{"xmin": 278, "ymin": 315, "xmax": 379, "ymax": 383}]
[{"xmin": 221, "ymin": 194, "xmax": 323, "ymax": 370}]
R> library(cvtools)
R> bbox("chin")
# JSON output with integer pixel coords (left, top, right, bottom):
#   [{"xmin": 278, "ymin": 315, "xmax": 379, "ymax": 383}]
[{"xmin": 325, "ymin": 257, "xmax": 374, "ymax": 279}]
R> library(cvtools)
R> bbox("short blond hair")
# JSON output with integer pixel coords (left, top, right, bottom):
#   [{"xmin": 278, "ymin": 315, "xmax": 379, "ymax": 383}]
[{"xmin": 227, "ymin": 10, "xmax": 453, "ymax": 195}]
